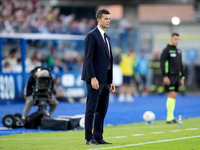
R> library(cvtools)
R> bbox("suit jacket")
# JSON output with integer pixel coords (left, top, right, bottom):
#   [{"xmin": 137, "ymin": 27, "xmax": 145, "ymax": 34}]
[{"xmin": 82, "ymin": 27, "xmax": 113, "ymax": 84}]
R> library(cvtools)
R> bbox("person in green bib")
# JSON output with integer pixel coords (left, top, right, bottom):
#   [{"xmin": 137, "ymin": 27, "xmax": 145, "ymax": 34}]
[{"xmin": 160, "ymin": 33, "xmax": 185, "ymax": 124}]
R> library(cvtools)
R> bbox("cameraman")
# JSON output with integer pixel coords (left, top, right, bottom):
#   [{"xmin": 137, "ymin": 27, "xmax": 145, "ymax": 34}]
[{"xmin": 22, "ymin": 67, "xmax": 59, "ymax": 120}]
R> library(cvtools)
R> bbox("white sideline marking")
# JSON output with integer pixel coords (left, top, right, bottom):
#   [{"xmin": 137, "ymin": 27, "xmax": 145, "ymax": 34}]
[
  {"xmin": 0, "ymin": 136, "xmax": 127, "ymax": 141},
  {"xmin": 0, "ymin": 137, "xmax": 83, "ymax": 140},
  {"xmin": 107, "ymin": 136, "xmax": 127, "ymax": 139},
  {"xmin": 185, "ymin": 128, "xmax": 199, "ymax": 131},
  {"xmin": 87, "ymin": 135, "xmax": 200, "ymax": 150},
  {"xmin": 132, "ymin": 134, "xmax": 145, "ymax": 136},
  {"xmin": 151, "ymin": 132, "xmax": 164, "ymax": 134},
  {"xmin": 170, "ymin": 130, "xmax": 182, "ymax": 132}
]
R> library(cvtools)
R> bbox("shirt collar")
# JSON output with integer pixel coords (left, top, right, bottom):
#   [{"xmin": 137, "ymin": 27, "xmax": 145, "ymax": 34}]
[
  {"xmin": 167, "ymin": 44, "xmax": 176, "ymax": 48},
  {"xmin": 97, "ymin": 25, "xmax": 106, "ymax": 36}
]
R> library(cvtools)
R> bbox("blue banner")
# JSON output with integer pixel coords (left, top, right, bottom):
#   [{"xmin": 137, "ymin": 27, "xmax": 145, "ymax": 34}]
[
  {"xmin": 52, "ymin": 71, "xmax": 86, "ymax": 98},
  {"xmin": 0, "ymin": 73, "xmax": 23, "ymax": 102},
  {"xmin": 0, "ymin": 71, "xmax": 86, "ymax": 102}
]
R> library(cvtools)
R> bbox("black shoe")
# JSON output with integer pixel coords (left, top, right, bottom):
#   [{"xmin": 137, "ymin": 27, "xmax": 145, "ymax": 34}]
[
  {"xmin": 96, "ymin": 139, "xmax": 112, "ymax": 144},
  {"xmin": 166, "ymin": 119, "xmax": 177, "ymax": 124},
  {"xmin": 86, "ymin": 139, "xmax": 99, "ymax": 145}
]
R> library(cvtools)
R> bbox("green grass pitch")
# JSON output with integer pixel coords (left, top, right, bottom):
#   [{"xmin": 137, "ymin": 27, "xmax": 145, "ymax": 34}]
[{"xmin": 0, "ymin": 117, "xmax": 200, "ymax": 150}]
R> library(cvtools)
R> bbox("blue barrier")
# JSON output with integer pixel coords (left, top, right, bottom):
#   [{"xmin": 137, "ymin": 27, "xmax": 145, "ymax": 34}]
[
  {"xmin": 52, "ymin": 71, "xmax": 87, "ymax": 98},
  {"xmin": 0, "ymin": 71, "xmax": 86, "ymax": 102},
  {"xmin": 0, "ymin": 73, "xmax": 24, "ymax": 102}
]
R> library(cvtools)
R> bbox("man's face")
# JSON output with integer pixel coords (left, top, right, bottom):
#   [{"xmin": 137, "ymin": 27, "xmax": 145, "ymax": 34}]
[
  {"xmin": 98, "ymin": 14, "xmax": 111, "ymax": 29},
  {"xmin": 10, "ymin": 52, "xmax": 16, "ymax": 58},
  {"xmin": 171, "ymin": 35, "xmax": 180, "ymax": 46}
]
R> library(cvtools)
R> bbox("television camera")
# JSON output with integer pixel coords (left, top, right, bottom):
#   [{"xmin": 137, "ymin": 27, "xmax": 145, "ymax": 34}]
[
  {"xmin": 33, "ymin": 68, "xmax": 53, "ymax": 110},
  {"xmin": 2, "ymin": 67, "xmax": 53, "ymax": 128}
]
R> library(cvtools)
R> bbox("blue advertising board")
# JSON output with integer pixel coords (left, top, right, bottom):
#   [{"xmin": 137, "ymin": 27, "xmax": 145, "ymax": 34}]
[
  {"xmin": 52, "ymin": 71, "xmax": 86, "ymax": 98},
  {"xmin": 0, "ymin": 73, "xmax": 23, "ymax": 102},
  {"xmin": 0, "ymin": 71, "xmax": 86, "ymax": 102}
]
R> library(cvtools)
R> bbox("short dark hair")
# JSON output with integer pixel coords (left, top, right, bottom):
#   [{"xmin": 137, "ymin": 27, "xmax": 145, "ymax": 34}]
[
  {"xmin": 10, "ymin": 48, "xmax": 17, "ymax": 54},
  {"xmin": 171, "ymin": 33, "xmax": 179, "ymax": 37},
  {"xmin": 96, "ymin": 9, "xmax": 110, "ymax": 19}
]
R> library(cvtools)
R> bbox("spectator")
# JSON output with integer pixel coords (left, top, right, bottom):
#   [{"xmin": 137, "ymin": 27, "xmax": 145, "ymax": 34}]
[
  {"xmin": 135, "ymin": 51, "xmax": 149, "ymax": 95},
  {"xmin": 149, "ymin": 49, "xmax": 164, "ymax": 94},
  {"xmin": 46, "ymin": 47, "xmax": 57, "ymax": 68},
  {"xmin": 25, "ymin": 53, "xmax": 32, "ymax": 67},
  {"xmin": 75, "ymin": 55, "xmax": 84, "ymax": 71},
  {"xmin": 54, "ymin": 76, "xmax": 75, "ymax": 102},
  {"xmin": 34, "ymin": 52, "xmax": 43, "ymax": 63},
  {"xmin": 12, "ymin": 58, "xmax": 22, "ymax": 73},
  {"xmin": 26, "ymin": 54, "xmax": 42, "ymax": 73},
  {"xmin": 118, "ymin": 16, "xmax": 133, "ymax": 51},
  {"xmin": 37, "ymin": 17, "xmax": 49, "ymax": 33},
  {"xmin": 54, "ymin": 76, "xmax": 67, "ymax": 101},
  {"xmin": 79, "ymin": 18, "xmax": 88, "ymax": 35},
  {"xmin": 88, "ymin": 19, "xmax": 96, "ymax": 31},
  {"xmin": 52, "ymin": 58, "xmax": 63, "ymax": 73},
  {"xmin": 13, "ymin": 9, "xmax": 26, "ymax": 33},
  {"xmin": 119, "ymin": 50, "xmax": 135, "ymax": 102},
  {"xmin": 70, "ymin": 21, "xmax": 82, "ymax": 35},
  {"xmin": 2, "ymin": 48, "xmax": 18, "ymax": 67},
  {"xmin": 62, "ymin": 14, "xmax": 75, "ymax": 29},
  {"xmin": 2, "ymin": 62, "xmax": 12, "ymax": 73},
  {"xmin": 52, "ymin": 8, "xmax": 60, "ymax": 22},
  {"xmin": 64, "ymin": 50, "xmax": 79, "ymax": 71},
  {"xmin": 0, "ymin": 16, "xmax": 6, "ymax": 33}
]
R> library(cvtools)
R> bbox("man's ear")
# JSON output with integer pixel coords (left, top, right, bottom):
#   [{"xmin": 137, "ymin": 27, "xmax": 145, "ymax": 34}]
[{"xmin": 97, "ymin": 18, "xmax": 100, "ymax": 22}]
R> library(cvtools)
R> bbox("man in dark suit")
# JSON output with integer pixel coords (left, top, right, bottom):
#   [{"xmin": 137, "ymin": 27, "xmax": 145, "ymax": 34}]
[{"xmin": 82, "ymin": 9, "xmax": 115, "ymax": 145}]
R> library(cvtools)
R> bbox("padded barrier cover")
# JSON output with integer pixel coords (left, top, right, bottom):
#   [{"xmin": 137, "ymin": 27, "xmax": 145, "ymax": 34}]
[
  {"xmin": 40, "ymin": 114, "xmax": 84, "ymax": 130},
  {"xmin": 56, "ymin": 115, "xmax": 84, "ymax": 130},
  {"xmin": 40, "ymin": 118, "xmax": 70, "ymax": 130}
]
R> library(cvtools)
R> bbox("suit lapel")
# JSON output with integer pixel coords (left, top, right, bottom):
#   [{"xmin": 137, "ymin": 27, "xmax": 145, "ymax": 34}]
[{"xmin": 95, "ymin": 28, "xmax": 110, "ymax": 58}]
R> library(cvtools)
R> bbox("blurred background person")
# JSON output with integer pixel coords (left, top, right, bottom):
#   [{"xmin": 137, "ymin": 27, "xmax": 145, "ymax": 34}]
[
  {"xmin": 119, "ymin": 49, "xmax": 135, "ymax": 102},
  {"xmin": 46, "ymin": 47, "xmax": 57, "ymax": 69},
  {"xmin": 26, "ymin": 53, "xmax": 42, "ymax": 73},
  {"xmin": 135, "ymin": 51, "xmax": 149, "ymax": 95},
  {"xmin": 53, "ymin": 76, "xmax": 75, "ymax": 103},
  {"xmin": 54, "ymin": 76, "xmax": 67, "ymax": 101},
  {"xmin": 2, "ymin": 62, "xmax": 12, "ymax": 72},
  {"xmin": 118, "ymin": 16, "xmax": 133, "ymax": 52},
  {"xmin": 12, "ymin": 58, "xmax": 22, "ymax": 73},
  {"xmin": 149, "ymin": 49, "xmax": 164, "ymax": 94},
  {"xmin": 2, "ymin": 48, "xmax": 18, "ymax": 72}
]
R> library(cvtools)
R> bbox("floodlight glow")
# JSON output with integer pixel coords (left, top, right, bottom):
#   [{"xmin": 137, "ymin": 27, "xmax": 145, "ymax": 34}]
[{"xmin": 171, "ymin": 17, "xmax": 180, "ymax": 25}]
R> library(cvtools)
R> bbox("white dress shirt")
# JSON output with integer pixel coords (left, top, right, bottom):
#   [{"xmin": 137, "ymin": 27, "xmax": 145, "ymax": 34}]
[{"xmin": 97, "ymin": 26, "xmax": 111, "ymax": 55}]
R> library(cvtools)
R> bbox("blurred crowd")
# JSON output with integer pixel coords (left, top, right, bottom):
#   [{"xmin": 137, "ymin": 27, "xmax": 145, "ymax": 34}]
[
  {"xmin": 0, "ymin": 0, "xmax": 192, "ymax": 100},
  {"xmin": 0, "ymin": 0, "xmax": 96, "ymax": 34},
  {"xmin": 0, "ymin": 0, "xmax": 134, "ymax": 76},
  {"xmin": 0, "ymin": 0, "xmax": 135, "ymax": 74}
]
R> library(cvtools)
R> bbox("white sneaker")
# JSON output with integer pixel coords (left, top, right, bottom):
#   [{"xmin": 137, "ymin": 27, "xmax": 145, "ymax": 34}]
[
  {"xmin": 126, "ymin": 94, "xmax": 134, "ymax": 102},
  {"xmin": 46, "ymin": 111, "xmax": 50, "ymax": 117},
  {"xmin": 119, "ymin": 94, "xmax": 125, "ymax": 102}
]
